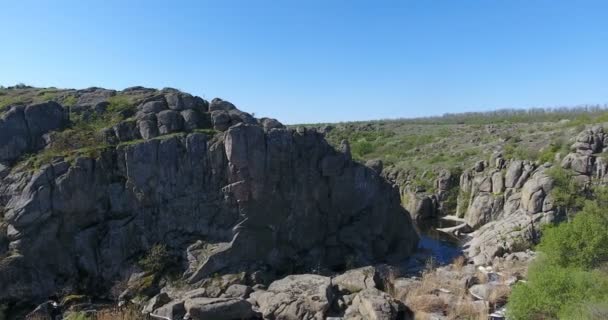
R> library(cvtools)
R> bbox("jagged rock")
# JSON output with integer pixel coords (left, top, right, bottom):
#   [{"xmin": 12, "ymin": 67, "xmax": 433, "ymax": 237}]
[
  {"xmin": 491, "ymin": 171, "xmax": 504, "ymax": 194},
  {"xmin": 256, "ymin": 274, "xmax": 332, "ymax": 320},
  {"xmin": 0, "ymin": 95, "xmax": 418, "ymax": 305},
  {"xmin": 211, "ymin": 110, "xmax": 231, "ymax": 131},
  {"xmin": 113, "ymin": 120, "xmax": 140, "ymax": 142},
  {"xmin": 473, "ymin": 175, "xmax": 493, "ymax": 193},
  {"xmin": 464, "ymin": 208, "xmax": 560, "ymax": 265},
  {"xmin": 436, "ymin": 169, "xmax": 453, "ymax": 191},
  {"xmin": 504, "ymin": 160, "xmax": 523, "ymax": 188},
  {"xmin": 259, "ymin": 117, "xmax": 284, "ymax": 131},
  {"xmin": 156, "ymin": 109, "xmax": 184, "ymax": 134},
  {"xmin": 514, "ymin": 163, "xmax": 535, "ymax": 189},
  {"xmin": 165, "ymin": 92, "xmax": 205, "ymax": 111},
  {"xmin": 465, "ymin": 193, "xmax": 503, "ymax": 229},
  {"xmin": 343, "ymin": 288, "xmax": 409, "ymax": 320},
  {"xmin": 229, "ymin": 110, "xmax": 257, "ymax": 125},
  {"xmin": 561, "ymin": 153, "xmax": 594, "ymax": 174},
  {"xmin": 75, "ymin": 88, "xmax": 116, "ymax": 107},
  {"xmin": 366, "ymin": 159, "xmax": 384, "ymax": 174},
  {"xmin": 520, "ymin": 170, "xmax": 553, "ymax": 214},
  {"xmin": 407, "ymin": 193, "xmax": 437, "ymax": 221},
  {"xmin": 184, "ymin": 297, "xmax": 257, "ymax": 320},
  {"xmin": 139, "ymin": 100, "xmax": 167, "ymax": 113},
  {"xmin": 0, "ymin": 102, "xmax": 68, "ymax": 163},
  {"xmin": 143, "ymin": 292, "xmax": 171, "ymax": 314},
  {"xmin": 152, "ymin": 300, "xmax": 186, "ymax": 319},
  {"xmin": 209, "ymin": 98, "xmax": 237, "ymax": 112},
  {"xmin": 181, "ymin": 109, "xmax": 202, "ymax": 131},
  {"xmin": 221, "ymin": 284, "xmax": 253, "ymax": 299},
  {"xmin": 333, "ymin": 266, "xmax": 379, "ymax": 294}
]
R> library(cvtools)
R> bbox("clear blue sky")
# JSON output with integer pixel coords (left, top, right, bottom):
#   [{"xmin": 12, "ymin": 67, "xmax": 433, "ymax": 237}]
[{"xmin": 1, "ymin": 1, "xmax": 607, "ymax": 124}]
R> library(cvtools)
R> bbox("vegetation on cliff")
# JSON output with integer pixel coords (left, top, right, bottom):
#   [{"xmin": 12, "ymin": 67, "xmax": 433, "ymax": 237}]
[{"xmin": 508, "ymin": 176, "xmax": 608, "ymax": 319}]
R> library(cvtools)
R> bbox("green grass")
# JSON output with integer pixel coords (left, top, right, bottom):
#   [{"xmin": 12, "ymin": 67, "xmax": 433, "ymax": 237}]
[{"xmin": 193, "ymin": 128, "xmax": 219, "ymax": 136}]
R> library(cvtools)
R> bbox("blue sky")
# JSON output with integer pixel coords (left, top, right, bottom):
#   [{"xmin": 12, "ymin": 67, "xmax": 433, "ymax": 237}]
[{"xmin": 1, "ymin": 1, "xmax": 607, "ymax": 124}]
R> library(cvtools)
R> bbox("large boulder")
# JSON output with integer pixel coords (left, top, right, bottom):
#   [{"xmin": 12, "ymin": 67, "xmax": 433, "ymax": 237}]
[
  {"xmin": 184, "ymin": 297, "xmax": 257, "ymax": 320},
  {"xmin": 465, "ymin": 193, "xmax": 503, "ymax": 229},
  {"xmin": 343, "ymin": 288, "xmax": 409, "ymax": 320},
  {"xmin": 0, "ymin": 102, "xmax": 68, "ymax": 163},
  {"xmin": 504, "ymin": 160, "xmax": 523, "ymax": 189},
  {"xmin": 333, "ymin": 266, "xmax": 380, "ymax": 294},
  {"xmin": 255, "ymin": 275, "xmax": 332, "ymax": 320}
]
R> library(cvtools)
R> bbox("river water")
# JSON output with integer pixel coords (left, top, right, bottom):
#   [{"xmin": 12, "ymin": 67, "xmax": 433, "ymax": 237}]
[{"xmin": 415, "ymin": 218, "xmax": 463, "ymax": 265}]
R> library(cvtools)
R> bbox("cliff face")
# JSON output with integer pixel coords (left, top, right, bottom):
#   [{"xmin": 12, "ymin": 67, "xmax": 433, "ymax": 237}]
[
  {"xmin": 459, "ymin": 126, "xmax": 608, "ymax": 265},
  {"xmin": 0, "ymin": 87, "xmax": 418, "ymax": 304}
]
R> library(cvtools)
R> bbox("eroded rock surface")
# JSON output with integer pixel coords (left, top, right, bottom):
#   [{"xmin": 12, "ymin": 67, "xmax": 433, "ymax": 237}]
[{"xmin": 0, "ymin": 88, "xmax": 418, "ymax": 307}]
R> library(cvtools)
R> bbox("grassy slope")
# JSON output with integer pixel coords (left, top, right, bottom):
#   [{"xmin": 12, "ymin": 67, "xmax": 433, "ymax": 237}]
[{"xmin": 301, "ymin": 108, "xmax": 608, "ymax": 174}]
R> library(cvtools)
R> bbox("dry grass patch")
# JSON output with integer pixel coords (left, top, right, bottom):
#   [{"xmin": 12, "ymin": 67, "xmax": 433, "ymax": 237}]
[
  {"xmin": 449, "ymin": 299, "xmax": 488, "ymax": 320},
  {"xmin": 488, "ymin": 284, "xmax": 511, "ymax": 307}
]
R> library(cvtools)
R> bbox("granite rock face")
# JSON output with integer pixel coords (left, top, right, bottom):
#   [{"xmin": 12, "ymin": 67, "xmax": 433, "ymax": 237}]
[
  {"xmin": 0, "ymin": 88, "xmax": 418, "ymax": 305},
  {"xmin": 460, "ymin": 126, "xmax": 608, "ymax": 265},
  {"xmin": 0, "ymin": 102, "xmax": 68, "ymax": 163}
]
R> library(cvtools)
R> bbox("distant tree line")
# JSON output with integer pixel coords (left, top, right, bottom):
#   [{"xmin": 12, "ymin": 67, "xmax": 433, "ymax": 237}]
[{"xmin": 383, "ymin": 105, "xmax": 608, "ymax": 125}]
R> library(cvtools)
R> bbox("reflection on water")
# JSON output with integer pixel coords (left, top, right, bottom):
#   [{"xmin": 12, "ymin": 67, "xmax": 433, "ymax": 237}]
[{"xmin": 416, "ymin": 218, "xmax": 463, "ymax": 265}]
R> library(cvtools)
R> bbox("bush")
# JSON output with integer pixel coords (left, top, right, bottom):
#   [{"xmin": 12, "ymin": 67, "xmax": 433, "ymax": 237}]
[
  {"xmin": 508, "ymin": 263, "xmax": 608, "ymax": 319},
  {"xmin": 508, "ymin": 187, "xmax": 608, "ymax": 319},
  {"xmin": 138, "ymin": 244, "xmax": 171, "ymax": 274},
  {"xmin": 547, "ymin": 167, "xmax": 587, "ymax": 217},
  {"xmin": 538, "ymin": 201, "xmax": 608, "ymax": 269}
]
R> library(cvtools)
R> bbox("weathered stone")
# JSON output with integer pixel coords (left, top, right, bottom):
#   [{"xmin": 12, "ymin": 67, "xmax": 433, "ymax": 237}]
[
  {"xmin": 209, "ymin": 98, "xmax": 236, "ymax": 112},
  {"xmin": 491, "ymin": 172, "xmax": 504, "ymax": 194},
  {"xmin": 211, "ymin": 110, "xmax": 231, "ymax": 131},
  {"xmin": 181, "ymin": 109, "xmax": 202, "ymax": 131},
  {"xmin": 561, "ymin": 153, "xmax": 594, "ymax": 174},
  {"xmin": 407, "ymin": 193, "xmax": 437, "ymax": 221},
  {"xmin": 143, "ymin": 292, "xmax": 171, "ymax": 314},
  {"xmin": 156, "ymin": 110, "xmax": 184, "ymax": 134},
  {"xmin": 256, "ymin": 275, "xmax": 332, "ymax": 320},
  {"xmin": 333, "ymin": 266, "xmax": 379, "ymax": 294},
  {"xmin": 221, "ymin": 284, "xmax": 253, "ymax": 299},
  {"xmin": 344, "ymin": 288, "xmax": 408, "ymax": 320},
  {"xmin": 139, "ymin": 100, "xmax": 168, "ymax": 113},
  {"xmin": 504, "ymin": 160, "xmax": 523, "ymax": 188},
  {"xmin": 0, "ymin": 89, "xmax": 418, "ymax": 306},
  {"xmin": 184, "ymin": 297, "xmax": 256, "ymax": 320},
  {"xmin": 152, "ymin": 301, "xmax": 186, "ymax": 319},
  {"xmin": 365, "ymin": 159, "xmax": 384, "ymax": 174},
  {"xmin": 259, "ymin": 117, "xmax": 284, "ymax": 131}
]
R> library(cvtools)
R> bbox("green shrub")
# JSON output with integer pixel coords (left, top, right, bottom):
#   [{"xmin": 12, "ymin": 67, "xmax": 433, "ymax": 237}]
[
  {"xmin": 138, "ymin": 244, "xmax": 171, "ymax": 274},
  {"xmin": 503, "ymin": 142, "xmax": 539, "ymax": 161},
  {"xmin": 351, "ymin": 140, "xmax": 374, "ymax": 158},
  {"xmin": 508, "ymin": 187, "xmax": 608, "ymax": 319},
  {"xmin": 537, "ymin": 201, "xmax": 608, "ymax": 270},
  {"xmin": 65, "ymin": 312, "xmax": 93, "ymax": 320},
  {"xmin": 547, "ymin": 166, "xmax": 587, "ymax": 217},
  {"xmin": 508, "ymin": 263, "xmax": 608, "ymax": 319}
]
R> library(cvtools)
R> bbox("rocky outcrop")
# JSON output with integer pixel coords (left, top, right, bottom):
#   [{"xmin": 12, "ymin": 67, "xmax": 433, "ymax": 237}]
[
  {"xmin": 0, "ymin": 88, "xmax": 418, "ymax": 306},
  {"xmin": 457, "ymin": 155, "xmax": 560, "ymax": 264},
  {"xmin": 344, "ymin": 288, "xmax": 409, "ymax": 320},
  {"xmin": 0, "ymin": 102, "xmax": 68, "ymax": 163},
  {"xmin": 460, "ymin": 126, "xmax": 608, "ymax": 265},
  {"xmin": 254, "ymin": 274, "xmax": 333, "ymax": 320},
  {"xmin": 561, "ymin": 125, "xmax": 608, "ymax": 184},
  {"xmin": 385, "ymin": 168, "xmax": 458, "ymax": 221}
]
